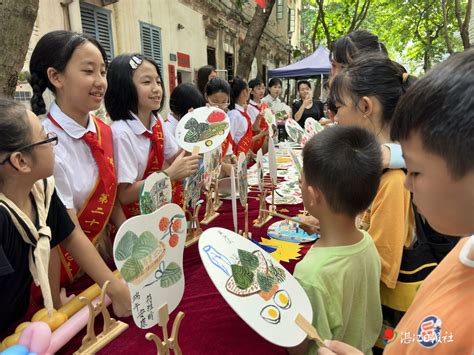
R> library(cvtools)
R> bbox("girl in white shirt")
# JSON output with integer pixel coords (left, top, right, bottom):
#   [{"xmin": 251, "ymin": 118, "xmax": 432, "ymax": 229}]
[
  {"xmin": 104, "ymin": 54, "xmax": 200, "ymax": 217},
  {"xmin": 28, "ymin": 30, "xmax": 130, "ymax": 313}
]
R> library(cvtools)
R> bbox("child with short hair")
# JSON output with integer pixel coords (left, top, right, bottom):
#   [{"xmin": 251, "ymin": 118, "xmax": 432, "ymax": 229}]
[
  {"xmin": 105, "ymin": 53, "xmax": 200, "ymax": 217},
  {"xmin": 0, "ymin": 99, "xmax": 130, "ymax": 333},
  {"xmin": 329, "ymin": 56, "xmax": 416, "ymax": 317},
  {"xmin": 291, "ymin": 125, "xmax": 383, "ymax": 354},
  {"xmin": 168, "ymin": 83, "xmax": 205, "ymax": 136},
  {"xmin": 318, "ymin": 48, "xmax": 474, "ymax": 355}
]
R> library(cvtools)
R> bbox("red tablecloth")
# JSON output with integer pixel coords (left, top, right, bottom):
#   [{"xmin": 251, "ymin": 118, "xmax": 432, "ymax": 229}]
[{"xmin": 7, "ymin": 189, "xmax": 313, "ymax": 354}]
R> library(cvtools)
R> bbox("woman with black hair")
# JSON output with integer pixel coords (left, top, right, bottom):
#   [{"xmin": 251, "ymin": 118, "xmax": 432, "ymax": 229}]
[
  {"xmin": 292, "ymin": 80, "xmax": 325, "ymax": 128},
  {"xmin": 197, "ymin": 65, "xmax": 217, "ymax": 96}
]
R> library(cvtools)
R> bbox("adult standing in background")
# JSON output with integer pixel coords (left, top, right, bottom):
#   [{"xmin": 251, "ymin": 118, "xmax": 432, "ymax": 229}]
[
  {"xmin": 197, "ymin": 65, "xmax": 217, "ymax": 96},
  {"xmin": 292, "ymin": 80, "xmax": 325, "ymax": 128}
]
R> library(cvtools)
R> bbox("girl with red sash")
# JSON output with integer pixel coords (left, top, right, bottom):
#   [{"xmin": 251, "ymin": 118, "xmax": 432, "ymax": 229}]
[
  {"xmin": 248, "ymin": 78, "xmax": 271, "ymax": 154},
  {"xmin": 28, "ymin": 31, "xmax": 130, "ymax": 314},
  {"xmin": 227, "ymin": 77, "xmax": 269, "ymax": 158},
  {"xmin": 105, "ymin": 54, "xmax": 200, "ymax": 218},
  {"xmin": 203, "ymin": 78, "xmax": 235, "ymax": 164}
]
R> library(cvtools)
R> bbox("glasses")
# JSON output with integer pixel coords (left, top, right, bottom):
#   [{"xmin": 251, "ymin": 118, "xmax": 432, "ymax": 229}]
[
  {"xmin": 208, "ymin": 99, "xmax": 230, "ymax": 109},
  {"xmin": 0, "ymin": 132, "xmax": 58, "ymax": 165}
]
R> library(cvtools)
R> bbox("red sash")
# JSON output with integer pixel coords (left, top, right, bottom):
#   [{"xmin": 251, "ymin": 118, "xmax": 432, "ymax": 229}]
[
  {"xmin": 235, "ymin": 110, "xmax": 254, "ymax": 156},
  {"xmin": 122, "ymin": 120, "xmax": 165, "ymax": 218},
  {"xmin": 47, "ymin": 114, "xmax": 117, "ymax": 284},
  {"xmin": 221, "ymin": 133, "xmax": 236, "ymax": 160},
  {"xmin": 250, "ymin": 102, "xmax": 269, "ymax": 153}
]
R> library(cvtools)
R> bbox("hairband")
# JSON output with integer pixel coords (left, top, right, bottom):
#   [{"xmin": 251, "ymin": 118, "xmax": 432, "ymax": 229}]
[{"xmin": 129, "ymin": 55, "xmax": 143, "ymax": 70}]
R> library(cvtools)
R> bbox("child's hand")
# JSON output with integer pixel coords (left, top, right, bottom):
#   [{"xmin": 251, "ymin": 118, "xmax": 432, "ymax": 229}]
[
  {"xmin": 108, "ymin": 280, "xmax": 132, "ymax": 318},
  {"xmin": 257, "ymin": 128, "xmax": 269, "ymax": 139},
  {"xmin": 166, "ymin": 150, "xmax": 200, "ymax": 181},
  {"xmin": 299, "ymin": 215, "xmax": 320, "ymax": 235},
  {"xmin": 317, "ymin": 340, "xmax": 363, "ymax": 355}
]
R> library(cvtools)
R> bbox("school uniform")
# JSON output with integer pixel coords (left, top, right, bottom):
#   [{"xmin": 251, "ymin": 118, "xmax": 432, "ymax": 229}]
[
  {"xmin": 112, "ymin": 112, "xmax": 181, "ymax": 217},
  {"xmin": 164, "ymin": 113, "xmax": 179, "ymax": 137},
  {"xmin": 43, "ymin": 102, "xmax": 117, "ymax": 284},
  {"xmin": 248, "ymin": 99, "xmax": 270, "ymax": 153},
  {"xmin": 226, "ymin": 104, "xmax": 253, "ymax": 156}
]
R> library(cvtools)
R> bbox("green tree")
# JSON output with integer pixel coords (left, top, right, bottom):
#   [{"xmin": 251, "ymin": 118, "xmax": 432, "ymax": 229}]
[
  {"xmin": 300, "ymin": 0, "xmax": 371, "ymax": 55},
  {"xmin": 0, "ymin": 0, "xmax": 39, "ymax": 97},
  {"xmin": 300, "ymin": 0, "xmax": 470, "ymax": 73}
]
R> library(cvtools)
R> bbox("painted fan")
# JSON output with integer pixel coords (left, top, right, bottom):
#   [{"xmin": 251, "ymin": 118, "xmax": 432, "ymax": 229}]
[
  {"xmin": 199, "ymin": 227, "xmax": 313, "ymax": 347},
  {"xmin": 175, "ymin": 106, "xmax": 230, "ymax": 154},
  {"xmin": 113, "ymin": 204, "xmax": 187, "ymax": 329},
  {"xmin": 139, "ymin": 171, "xmax": 172, "ymax": 214}
]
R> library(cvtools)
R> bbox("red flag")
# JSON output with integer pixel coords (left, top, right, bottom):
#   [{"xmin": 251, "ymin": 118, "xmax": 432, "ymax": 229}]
[{"xmin": 255, "ymin": 0, "xmax": 266, "ymax": 9}]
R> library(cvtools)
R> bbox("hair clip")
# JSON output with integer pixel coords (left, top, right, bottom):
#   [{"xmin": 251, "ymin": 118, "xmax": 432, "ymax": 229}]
[
  {"xmin": 402, "ymin": 72, "xmax": 409, "ymax": 84},
  {"xmin": 129, "ymin": 55, "xmax": 143, "ymax": 70}
]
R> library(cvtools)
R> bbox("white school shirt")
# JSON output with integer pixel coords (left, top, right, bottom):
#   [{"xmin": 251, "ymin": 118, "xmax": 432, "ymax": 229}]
[
  {"xmin": 42, "ymin": 102, "xmax": 99, "ymax": 212},
  {"xmin": 227, "ymin": 104, "xmax": 250, "ymax": 146},
  {"xmin": 112, "ymin": 112, "xmax": 179, "ymax": 184},
  {"xmin": 164, "ymin": 113, "xmax": 179, "ymax": 137},
  {"xmin": 247, "ymin": 100, "xmax": 260, "ymax": 124}
]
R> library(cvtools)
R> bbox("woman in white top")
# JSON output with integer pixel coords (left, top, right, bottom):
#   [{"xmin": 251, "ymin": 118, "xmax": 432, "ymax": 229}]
[
  {"xmin": 105, "ymin": 54, "xmax": 200, "ymax": 217},
  {"xmin": 262, "ymin": 77, "xmax": 292, "ymax": 118}
]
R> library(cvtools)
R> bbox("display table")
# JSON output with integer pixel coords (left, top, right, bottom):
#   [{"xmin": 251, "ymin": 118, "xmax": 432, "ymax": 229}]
[{"xmin": 3, "ymin": 187, "xmax": 313, "ymax": 354}]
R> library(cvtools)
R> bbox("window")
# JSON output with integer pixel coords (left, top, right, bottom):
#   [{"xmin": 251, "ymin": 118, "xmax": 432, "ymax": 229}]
[
  {"xmin": 276, "ymin": 0, "xmax": 284, "ymax": 20},
  {"xmin": 207, "ymin": 47, "xmax": 216, "ymax": 68},
  {"xmin": 80, "ymin": 3, "xmax": 114, "ymax": 61},
  {"xmin": 225, "ymin": 52, "xmax": 234, "ymax": 81},
  {"xmin": 14, "ymin": 91, "xmax": 32, "ymax": 103},
  {"xmin": 140, "ymin": 22, "xmax": 163, "ymax": 72},
  {"xmin": 288, "ymin": 8, "xmax": 295, "ymax": 33}
]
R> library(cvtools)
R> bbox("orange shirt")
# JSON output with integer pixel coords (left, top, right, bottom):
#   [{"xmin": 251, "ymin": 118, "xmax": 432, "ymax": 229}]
[
  {"xmin": 359, "ymin": 169, "xmax": 414, "ymax": 289},
  {"xmin": 385, "ymin": 237, "xmax": 474, "ymax": 354}
]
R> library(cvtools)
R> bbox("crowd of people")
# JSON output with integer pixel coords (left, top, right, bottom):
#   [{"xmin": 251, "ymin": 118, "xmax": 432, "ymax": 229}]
[{"xmin": 0, "ymin": 28, "xmax": 472, "ymax": 355}]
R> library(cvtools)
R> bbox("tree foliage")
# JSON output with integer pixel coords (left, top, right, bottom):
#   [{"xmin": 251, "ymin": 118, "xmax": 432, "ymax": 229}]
[{"xmin": 300, "ymin": 0, "xmax": 471, "ymax": 73}]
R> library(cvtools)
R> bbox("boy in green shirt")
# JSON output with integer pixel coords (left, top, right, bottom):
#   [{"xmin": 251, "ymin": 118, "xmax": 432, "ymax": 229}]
[{"xmin": 291, "ymin": 126, "xmax": 383, "ymax": 354}]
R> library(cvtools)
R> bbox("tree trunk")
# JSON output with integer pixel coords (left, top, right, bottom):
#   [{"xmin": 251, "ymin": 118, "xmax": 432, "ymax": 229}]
[
  {"xmin": 442, "ymin": 0, "xmax": 454, "ymax": 53},
  {"xmin": 316, "ymin": 0, "xmax": 332, "ymax": 48},
  {"xmin": 236, "ymin": 0, "xmax": 276, "ymax": 80},
  {"xmin": 0, "ymin": 0, "xmax": 39, "ymax": 98},
  {"xmin": 455, "ymin": 0, "xmax": 472, "ymax": 49}
]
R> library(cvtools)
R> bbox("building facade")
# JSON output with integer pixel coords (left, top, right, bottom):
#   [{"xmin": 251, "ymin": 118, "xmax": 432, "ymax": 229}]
[{"xmin": 17, "ymin": 0, "xmax": 301, "ymax": 112}]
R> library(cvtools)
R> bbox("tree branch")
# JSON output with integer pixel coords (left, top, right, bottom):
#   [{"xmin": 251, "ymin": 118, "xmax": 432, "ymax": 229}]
[
  {"xmin": 349, "ymin": 0, "xmax": 360, "ymax": 32},
  {"xmin": 442, "ymin": 0, "xmax": 454, "ymax": 53},
  {"xmin": 316, "ymin": 0, "xmax": 332, "ymax": 48},
  {"xmin": 354, "ymin": 0, "xmax": 371, "ymax": 30},
  {"xmin": 311, "ymin": 11, "xmax": 321, "ymax": 52}
]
